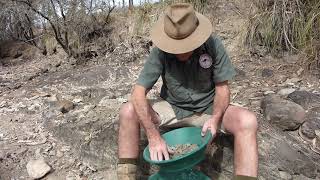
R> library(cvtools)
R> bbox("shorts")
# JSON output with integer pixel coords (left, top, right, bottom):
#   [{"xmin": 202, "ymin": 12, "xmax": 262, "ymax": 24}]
[{"xmin": 152, "ymin": 100, "xmax": 227, "ymax": 134}]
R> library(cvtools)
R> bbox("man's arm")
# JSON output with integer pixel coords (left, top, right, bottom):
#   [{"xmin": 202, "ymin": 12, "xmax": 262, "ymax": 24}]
[
  {"xmin": 131, "ymin": 84, "xmax": 170, "ymax": 161},
  {"xmin": 201, "ymin": 81, "xmax": 230, "ymax": 137}
]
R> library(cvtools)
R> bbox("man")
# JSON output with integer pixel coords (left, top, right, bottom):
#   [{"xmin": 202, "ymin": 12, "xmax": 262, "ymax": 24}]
[{"xmin": 117, "ymin": 3, "xmax": 258, "ymax": 180}]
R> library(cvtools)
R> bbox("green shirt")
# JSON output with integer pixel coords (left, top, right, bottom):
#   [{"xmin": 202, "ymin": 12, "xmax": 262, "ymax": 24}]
[{"xmin": 137, "ymin": 35, "xmax": 236, "ymax": 119}]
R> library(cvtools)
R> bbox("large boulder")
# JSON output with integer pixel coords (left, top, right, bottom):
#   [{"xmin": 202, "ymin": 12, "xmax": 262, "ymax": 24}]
[
  {"xmin": 299, "ymin": 107, "xmax": 320, "ymax": 141},
  {"xmin": 261, "ymin": 95, "xmax": 306, "ymax": 130},
  {"xmin": 288, "ymin": 91, "xmax": 320, "ymax": 110}
]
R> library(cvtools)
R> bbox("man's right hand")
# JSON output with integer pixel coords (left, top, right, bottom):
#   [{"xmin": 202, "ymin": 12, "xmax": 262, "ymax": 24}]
[{"xmin": 148, "ymin": 134, "xmax": 171, "ymax": 161}]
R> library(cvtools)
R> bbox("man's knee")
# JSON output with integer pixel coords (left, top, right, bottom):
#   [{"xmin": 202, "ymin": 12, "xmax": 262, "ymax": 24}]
[
  {"xmin": 236, "ymin": 109, "xmax": 258, "ymax": 134},
  {"xmin": 119, "ymin": 102, "xmax": 138, "ymax": 125}
]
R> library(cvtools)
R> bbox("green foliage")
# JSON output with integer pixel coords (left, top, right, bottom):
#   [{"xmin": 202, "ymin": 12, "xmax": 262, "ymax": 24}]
[{"xmin": 246, "ymin": 0, "xmax": 320, "ymax": 68}]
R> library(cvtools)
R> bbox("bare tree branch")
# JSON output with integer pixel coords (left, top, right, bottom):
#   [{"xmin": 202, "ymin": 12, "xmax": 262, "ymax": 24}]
[{"xmin": 15, "ymin": 0, "xmax": 69, "ymax": 55}]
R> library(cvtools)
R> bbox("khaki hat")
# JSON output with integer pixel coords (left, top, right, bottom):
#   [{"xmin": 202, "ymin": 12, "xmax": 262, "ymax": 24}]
[{"xmin": 151, "ymin": 3, "xmax": 212, "ymax": 54}]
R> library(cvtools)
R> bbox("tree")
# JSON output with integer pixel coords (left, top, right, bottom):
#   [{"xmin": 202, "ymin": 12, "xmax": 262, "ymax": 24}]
[
  {"xmin": 129, "ymin": 0, "xmax": 133, "ymax": 10},
  {"xmin": 13, "ymin": 0, "xmax": 115, "ymax": 58}
]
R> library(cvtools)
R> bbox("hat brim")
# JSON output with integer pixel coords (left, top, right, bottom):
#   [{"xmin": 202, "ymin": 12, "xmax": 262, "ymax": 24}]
[{"xmin": 150, "ymin": 12, "xmax": 213, "ymax": 54}]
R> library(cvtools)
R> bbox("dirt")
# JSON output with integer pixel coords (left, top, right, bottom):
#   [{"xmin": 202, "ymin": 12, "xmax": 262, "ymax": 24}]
[{"xmin": 170, "ymin": 144, "xmax": 199, "ymax": 159}]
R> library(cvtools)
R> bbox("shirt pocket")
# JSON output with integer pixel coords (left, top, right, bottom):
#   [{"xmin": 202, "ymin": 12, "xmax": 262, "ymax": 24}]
[{"xmin": 165, "ymin": 73, "xmax": 191, "ymax": 102}]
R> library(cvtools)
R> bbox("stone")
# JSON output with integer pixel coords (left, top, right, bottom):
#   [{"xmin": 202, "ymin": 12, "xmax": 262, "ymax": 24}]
[
  {"xmin": 72, "ymin": 98, "xmax": 83, "ymax": 104},
  {"xmin": 57, "ymin": 99, "xmax": 74, "ymax": 113},
  {"xmin": 311, "ymin": 130, "xmax": 320, "ymax": 154},
  {"xmin": 284, "ymin": 78, "xmax": 301, "ymax": 84},
  {"xmin": 60, "ymin": 145, "xmax": 71, "ymax": 152},
  {"xmin": 298, "ymin": 107, "xmax": 320, "ymax": 141},
  {"xmin": 274, "ymin": 140, "xmax": 317, "ymax": 178},
  {"xmin": 288, "ymin": 91, "xmax": 320, "ymax": 109},
  {"xmin": 47, "ymin": 94, "xmax": 58, "ymax": 102},
  {"xmin": 56, "ymin": 150, "xmax": 64, "ymax": 158},
  {"xmin": 234, "ymin": 68, "xmax": 246, "ymax": 81},
  {"xmin": 261, "ymin": 68, "xmax": 273, "ymax": 77},
  {"xmin": 263, "ymin": 91, "xmax": 275, "ymax": 95},
  {"xmin": 277, "ymin": 88, "xmax": 296, "ymax": 97},
  {"xmin": 0, "ymin": 150, "xmax": 5, "ymax": 161},
  {"xmin": 261, "ymin": 95, "xmax": 306, "ymax": 130},
  {"xmin": 50, "ymin": 106, "xmax": 119, "ymax": 169},
  {"xmin": 297, "ymin": 68, "xmax": 304, "ymax": 76},
  {"xmin": 26, "ymin": 159, "xmax": 51, "ymax": 179},
  {"xmin": 292, "ymin": 174, "xmax": 315, "ymax": 180},
  {"xmin": 279, "ymin": 170, "xmax": 292, "ymax": 179}
]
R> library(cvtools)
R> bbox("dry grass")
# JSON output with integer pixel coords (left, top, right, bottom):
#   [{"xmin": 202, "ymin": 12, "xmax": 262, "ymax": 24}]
[
  {"xmin": 246, "ymin": 0, "xmax": 320, "ymax": 69},
  {"xmin": 130, "ymin": 0, "xmax": 209, "ymax": 37}
]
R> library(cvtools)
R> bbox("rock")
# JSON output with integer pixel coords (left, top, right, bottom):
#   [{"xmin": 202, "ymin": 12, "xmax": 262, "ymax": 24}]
[
  {"xmin": 0, "ymin": 101, "xmax": 9, "ymax": 108},
  {"xmin": 56, "ymin": 150, "xmax": 64, "ymax": 158},
  {"xmin": 235, "ymin": 68, "xmax": 246, "ymax": 81},
  {"xmin": 277, "ymin": 88, "xmax": 296, "ymax": 97},
  {"xmin": 57, "ymin": 99, "xmax": 74, "ymax": 113},
  {"xmin": 60, "ymin": 145, "xmax": 71, "ymax": 152},
  {"xmin": 297, "ymin": 67, "xmax": 304, "ymax": 76},
  {"xmin": 48, "ymin": 94, "xmax": 58, "ymax": 102},
  {"xmin": 279, "ymin": 171, "xmax": 292, "ymax": 179},
  {"xmin": 274, "ymin": 140, "xmax": 317, "ymax": 178},
  {"xmin": 288, "ymin": 91, "xmax": 320, "ymax": 109},
  {"xmin": 298, "ymin": 107, "xmax": 320, "ymax": 141},
  {"xmin": 261, "ymin": 68, "xmax": 273, "ymax": 77},
  {"xmin": 292, "ymin": 174, "xmax": 315, "ymax": 180},
  {"xmin": 284, "ymin": 78, "xmax": 301, "ymax": 85},
  {"xmin": 0, "ymin": 150, "xmax": 5, "ymax": 161},
  {"xmin": 311, "ymin": 130, "xmax": 320, "ymax": 154},
  {"xmin": 261, "ymin": 95, "xmax": 306, "ymax": 130},
  {"xmin": 26, "ymin": 159, "xmax": 51, "ymax": 179},
  {"xmin": 263, "ymin": 91, "xmax": 275, "ymax": 95},
  {"xmin": 72, "ymin": 98, "xmax": 83, "ymax": 104},
  {"xmin": 49, "ymin": 106, "xmax": 119, "ymax": 169}
]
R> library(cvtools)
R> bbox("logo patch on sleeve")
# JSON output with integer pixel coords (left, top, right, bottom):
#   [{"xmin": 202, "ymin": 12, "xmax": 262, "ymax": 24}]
[{"xmin": 199, "ymin": 54, "xmax": 213, "ymax": 69}]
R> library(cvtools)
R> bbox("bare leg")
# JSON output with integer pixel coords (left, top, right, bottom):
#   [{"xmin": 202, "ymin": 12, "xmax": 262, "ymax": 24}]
[
  {"xmin": 118, "ymin": 102, "xmax": 159, "ymax": 158},
  {"xmin": 221, "ymin": 105, "xmax": 258, "ymax": 177},
  {"xmin": 118, "ymin": 102, "xmax": 140, "ymax": 158}
]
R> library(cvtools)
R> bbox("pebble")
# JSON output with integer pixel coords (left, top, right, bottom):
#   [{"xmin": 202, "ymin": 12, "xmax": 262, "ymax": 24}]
[
  {"xmin": 73, "ymin": 98, "xmax": 83, "ymax": 104},
  {"xmin": 61, "ymin": 145, "xmax": 71, "ymax": 152},
  {"xmin": 261, "ymin": 68, "xmax": 273, "ymax": 77},
  {"xmin": 263, "ymin": 91, "xmax": 275, "ymax": 95},
  {"xmin": 57, "ymin": 99, "xmax": 74, "ymax": 113},
  {"xmin": 26, "ymin": 159, "xmax": 51, "ymax": 179},
  {"xmin": 56, "ymin": 150, "xmax": 64, "ymax": 158}
]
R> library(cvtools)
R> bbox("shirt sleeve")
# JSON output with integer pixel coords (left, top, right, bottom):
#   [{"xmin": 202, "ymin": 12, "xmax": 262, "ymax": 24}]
[
  {"xmin": 136, "ymin": 47, "xmax": 164, "ymax": 89},
  {"xmin": 207, "ymin": 36, "xmax": 236, "ymax": 83}
]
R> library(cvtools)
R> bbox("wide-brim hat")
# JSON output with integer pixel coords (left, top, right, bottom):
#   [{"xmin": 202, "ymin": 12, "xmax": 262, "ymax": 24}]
[{"xmin": 151, "ymin": 3, "xmax": 212, "ymax": 54}]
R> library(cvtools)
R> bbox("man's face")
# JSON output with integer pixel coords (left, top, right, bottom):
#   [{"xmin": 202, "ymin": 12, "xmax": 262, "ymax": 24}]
[{"xmin": 175, "ymin": 51, "xmax": 194, "ymax": 62}]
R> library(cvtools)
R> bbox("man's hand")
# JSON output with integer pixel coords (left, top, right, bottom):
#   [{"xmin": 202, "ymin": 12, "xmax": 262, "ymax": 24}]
[
  {"xmin": 131, "ymin": 85, "xmax": 172, "ymax": 161},
  {"xmin": 148, "ymin": 134, "xmax": 172, "ymax": 161},
  {"xmin": 201, "ymin": 116, "xmax": 220, "ymax": 138}
]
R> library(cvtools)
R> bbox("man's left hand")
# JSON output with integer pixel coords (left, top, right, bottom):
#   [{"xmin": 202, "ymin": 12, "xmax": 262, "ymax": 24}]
[{"xmin": 201, "ymin": 116, "xmax": 220, "ymax": 138}]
